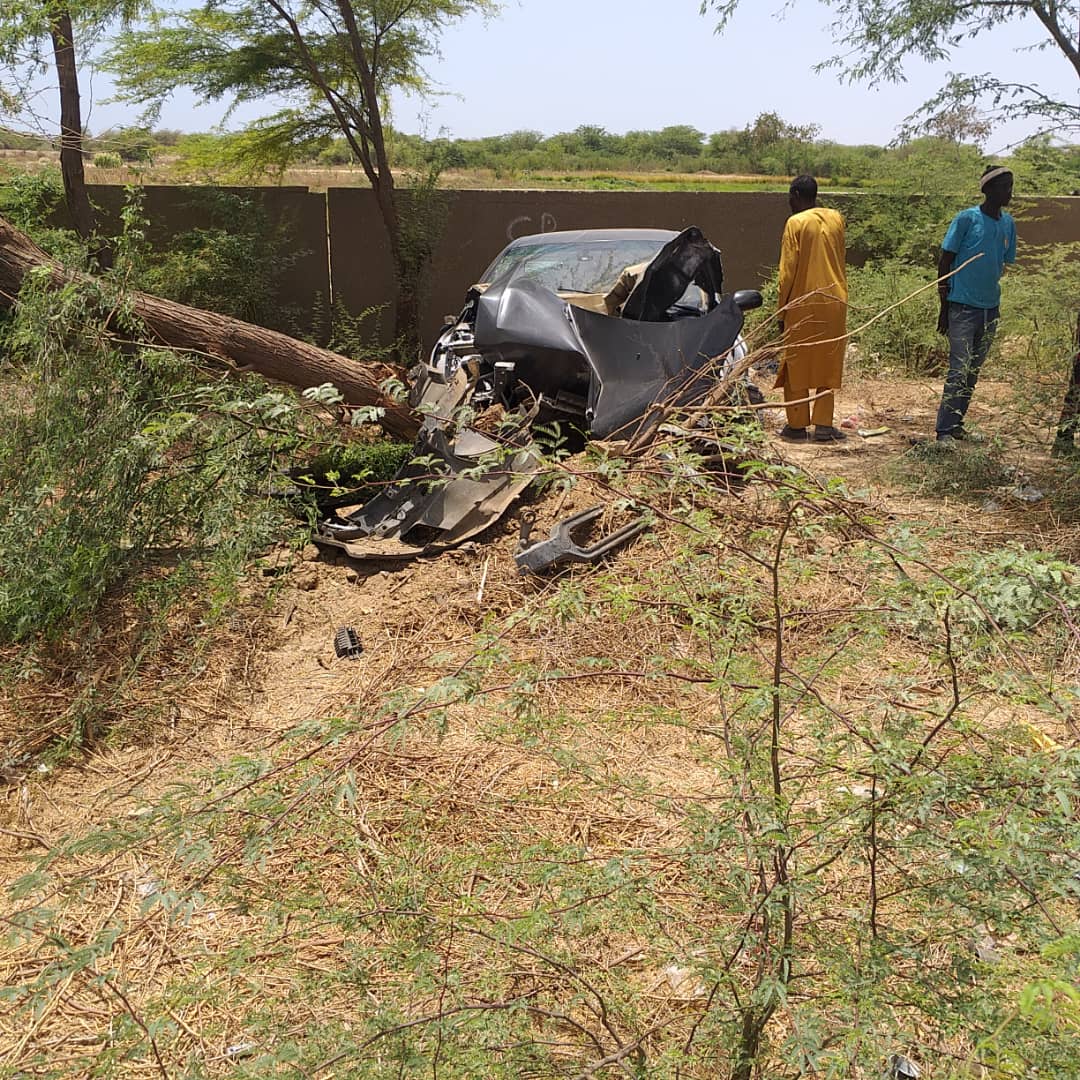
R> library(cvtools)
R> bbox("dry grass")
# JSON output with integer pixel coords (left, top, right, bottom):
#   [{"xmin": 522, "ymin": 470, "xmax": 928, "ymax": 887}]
[
  {"xmin": 0, "ymin": 152, "xmax": 790, "ymax": 193},
  {"xmin": 1, "ymin": 375, "xmax": 1079, "ymax": 1077}
]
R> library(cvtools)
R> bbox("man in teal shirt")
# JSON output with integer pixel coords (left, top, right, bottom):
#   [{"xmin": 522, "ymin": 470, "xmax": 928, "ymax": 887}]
[{"xmin": 935, "ymin": 166, "xmax": 1017, "ymax": 442}]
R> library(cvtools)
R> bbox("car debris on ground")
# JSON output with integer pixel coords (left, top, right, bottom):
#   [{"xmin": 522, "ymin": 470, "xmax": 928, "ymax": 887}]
[
  {"xmin": 514, "ymin": 505, "xmax": 649, "ymax": 575},
  {"xmin": 315, "ymin": 226, "xmax": 763, "ymax": 563}
]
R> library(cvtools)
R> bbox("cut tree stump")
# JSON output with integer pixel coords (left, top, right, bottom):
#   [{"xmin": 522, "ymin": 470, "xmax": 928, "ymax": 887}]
[{"xmin": 0, "ymin": 213, "xmax": 419, "ymax": 440}]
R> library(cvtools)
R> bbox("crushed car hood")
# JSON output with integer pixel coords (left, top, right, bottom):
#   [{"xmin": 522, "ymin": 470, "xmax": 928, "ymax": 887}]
[
  {"xmin": 315, "ymin": 226, "xmax": 752, "ymax": 561},
  {"xmin": 473, "ymin": 277, "xmax": 743, "ymax": 438}
]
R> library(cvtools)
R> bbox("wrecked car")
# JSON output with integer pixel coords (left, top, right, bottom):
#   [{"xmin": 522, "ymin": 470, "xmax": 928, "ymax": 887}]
[{"xmin": 316, "ymin": 226, "xmax": 762, "ymax": 561}]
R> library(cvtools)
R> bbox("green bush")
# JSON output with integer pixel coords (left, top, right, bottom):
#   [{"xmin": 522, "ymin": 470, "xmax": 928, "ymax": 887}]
[
  {"xmin": 110, "ymin": 127, "xmax": 155, "ymax": 163},
  {"xmin": 136, "ymin": 189, "xmax": 299, "ymax": 326},
  {"xmin": 91, "ymin": 151, "xmax": 123, "ymax": 169},
  {"xmin": 0, "ymin": 271, "xmax": 308, "ymax": 645},
  {"xmin": 847, "ymin": 262, "xmax": 947, "ymax": 374},
  {"xmin": 317, "ymin": 139, "xmax": 354, "ymax": 166},
  {"xmin": 295, "ymin": 437, "xmax": 412, "ymax": 509},
  {"xmin": 994, "ymin": 240, "xmax": 1080, "ymax": 433},
  {"xmin": 0, "ymin": 170, "xmax": 86, "ymax": 263}
]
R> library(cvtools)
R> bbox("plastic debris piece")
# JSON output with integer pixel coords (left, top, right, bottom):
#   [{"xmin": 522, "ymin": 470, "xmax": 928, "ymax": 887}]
[
  {"xmin": 663, "ymin": 964, "xmax": 707, "ymax": 999},
  {"xmin": 136, "ymin": 878, "xmax": 160, "ymax": 900},
  {"xmin": 858, "ymin": 426, "xmax": 890, "ymax": 438},
  {"xmin": 1007, "ymin": 482, "xmax": 1044, "ymax": 503},
  {"xmin": 224, "ymin": 1043, "xmax": 256, "ymax": 1059},
  {"xmin": 334, "ymin": 627, "xmax": 363, "ymax": 659},
  {"xmin": 837, "ymin": 783, "xmax": 875, "ymax": 798},
  {"xmin": 515, "ymin": 505, "xmax": 647, "ymax": 575},
  {"xmin": 973, "ymin": 934, "xmax": 1001, "ymax": 964},
  {"xmin": 885, "ymin": 1053, "xmax": 921, "ymax": 1079}
]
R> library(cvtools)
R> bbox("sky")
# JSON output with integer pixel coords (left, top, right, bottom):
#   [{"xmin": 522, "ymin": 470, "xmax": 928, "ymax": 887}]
[{"xmin": 19, "ymin": 0, "xmax": 1080, "ymax": 152}]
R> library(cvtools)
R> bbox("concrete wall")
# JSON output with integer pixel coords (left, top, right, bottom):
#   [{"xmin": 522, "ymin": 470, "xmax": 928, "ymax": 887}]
[
  {"xmin": 328, "ymin": 189, "xmax": 1080, "ymax": 347},
  {"xmin": 1007, "ymin": 197, "xmax": 1080, "ymax": 250},
  {"xmin": 83, "ymin": 184, "xmax": 330, "ymax": 329},
  {"xmin": 71, "ymin": 185, "xmax": 1080, "ymax": 346}
]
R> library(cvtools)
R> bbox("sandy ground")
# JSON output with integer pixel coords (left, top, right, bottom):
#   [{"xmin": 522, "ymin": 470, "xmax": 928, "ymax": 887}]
[
  {"xmin": 2, "ymin": 371, "xmax": 1073, "ymax": 767},
  {"xmin": 0, "ymin": 371, "xmax": 1076, "ymax": 1076}
]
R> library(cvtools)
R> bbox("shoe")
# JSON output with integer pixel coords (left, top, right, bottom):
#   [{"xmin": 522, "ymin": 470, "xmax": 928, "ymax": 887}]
[
  {"xmin": 936, "ymin": 432, "xmax": 958, "ymax": 445},
  {"xmin": 813, "ymin": 425, "xmax": 848, "ymax": 443},
  {"xmin": 952, "ymin": 426, "xmax": 984, "ymax": 444},
  {"xmin": 778, "ymin": 425, "xmax": 809, "ymax": 442}
]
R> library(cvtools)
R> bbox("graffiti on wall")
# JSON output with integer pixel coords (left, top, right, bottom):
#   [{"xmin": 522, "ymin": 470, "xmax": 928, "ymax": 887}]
[{"xmin": 506, "ymin": 212, "xmax": 558, "ymax": 240}]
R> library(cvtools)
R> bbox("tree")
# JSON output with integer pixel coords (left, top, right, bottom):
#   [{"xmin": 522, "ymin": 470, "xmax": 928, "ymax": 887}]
[
  {"xmin": 925, "ymin": 103, "xmax": 992, "ymax": 147},
  {"xmin": 702, "ymin": 1, "xmax": 1080, "ymax": 139},
  {"xmin": 105, "ymin": 0, "xmax": 498, "ymax": 356},
  {"xmin": 0, "ymin": 1, "xmax": 147, "ymax": 261},
  {"xmin": 739, "ymin": 111, "xmax": 821, "ymax": 173},
  {"xmin": 0, "ymin": 212, "xmax": 419, "ymax": 438},
  {"xmin": 570, "ymin": 124, "xmax": 616, "ymax": 154}
]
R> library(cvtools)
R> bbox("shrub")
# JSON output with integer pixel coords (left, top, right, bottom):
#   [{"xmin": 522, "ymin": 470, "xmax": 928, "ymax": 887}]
[
  {"xmin": 293, "ymin": 437, "xmax": 412, "ymax": 511},
  {"xmin": 111, "ymin": 127, "xmax": 155, "ymax": 163},
  {"xmin": 0, "ymin": 271, "xmax": 309, "ymax": 645},
  {"xmin": 136, "ymin": 189, "xmax": 299, "ymax": 326},
  {"xmin": 91, "ymin": 151, "xmax": 123, "ymax": 169},
  {"xmin": 846, "ymin": 262, "xmax": 946, "ymax": 374},
  {"xmin": 317, "ymin": 139, "xmax": 353, "ymax": 166},
  {"xmin": 0, "ymin": 170, "xmax": 85, "ymax": 263}
]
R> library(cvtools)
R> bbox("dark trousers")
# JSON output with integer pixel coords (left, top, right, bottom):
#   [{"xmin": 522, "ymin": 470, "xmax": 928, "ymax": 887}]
[
  {"xmin": 936, "ymin": 302, "xmax": 999, "ymax": 436},
  {"xmin": 1057, "ymin": 310, "xmax": 1080, "ymax": 440}
]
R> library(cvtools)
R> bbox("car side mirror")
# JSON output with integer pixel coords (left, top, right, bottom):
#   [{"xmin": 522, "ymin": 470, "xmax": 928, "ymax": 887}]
[{"xmin": 733, "ymin": 289, "xmax": 763, "ymax": 311}]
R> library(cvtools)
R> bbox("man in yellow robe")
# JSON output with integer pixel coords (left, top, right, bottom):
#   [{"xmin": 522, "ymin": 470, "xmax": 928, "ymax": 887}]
[{"xmin": 775, "ymin": 175, "xmax": 848, "ymax": 443}]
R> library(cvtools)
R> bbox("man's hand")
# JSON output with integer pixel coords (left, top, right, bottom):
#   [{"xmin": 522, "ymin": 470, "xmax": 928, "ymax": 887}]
[
  {"xmin": 937, "ymin": 300, "xmax": 949, "ymax": 336},
  {"xmin": 777, "ymin": 319, "xmax": 784, "ymax": 335}
]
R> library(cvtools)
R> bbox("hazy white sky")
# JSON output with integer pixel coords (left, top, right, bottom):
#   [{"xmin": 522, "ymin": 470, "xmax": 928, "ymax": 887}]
[{"xmin": 54, "ymin": 0, "xmax": 1080, "ymax": 151}]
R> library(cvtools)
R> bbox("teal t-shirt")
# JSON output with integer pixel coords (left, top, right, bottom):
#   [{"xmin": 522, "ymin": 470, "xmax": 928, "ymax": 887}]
[{"xmin": 942, "ymin": 206, "xmax": 1017, "ymax": 309}]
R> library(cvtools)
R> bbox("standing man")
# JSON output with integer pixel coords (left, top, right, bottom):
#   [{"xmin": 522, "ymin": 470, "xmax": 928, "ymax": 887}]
[
  {"xmin": 935, "ymin": 166, "xmax": 1017, "ymax": 443},
  {"xmin": 776, "ymin": 174, "xmax": 849, "ymax": 443},
  {"xmin": 1052, "ymin": 309, "xmax": 1080, "ymax": 457}
]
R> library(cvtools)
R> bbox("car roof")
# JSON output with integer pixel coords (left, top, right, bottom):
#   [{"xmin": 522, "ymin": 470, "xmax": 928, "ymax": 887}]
[{"xmin": 501, "ymin": 228, "xmax": 678, "ymax": 247}]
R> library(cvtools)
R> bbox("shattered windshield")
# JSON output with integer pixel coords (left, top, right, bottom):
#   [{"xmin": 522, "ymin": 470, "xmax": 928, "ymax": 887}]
[{"xmin": 480, "ymin": 238, "xmax": 668, "ymax": 295}]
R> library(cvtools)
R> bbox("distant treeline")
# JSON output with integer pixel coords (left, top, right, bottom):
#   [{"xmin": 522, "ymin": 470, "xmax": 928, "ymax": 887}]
[{"xmin": 4, "ymin": 113, "xmax": 1079, "ymax": 194}]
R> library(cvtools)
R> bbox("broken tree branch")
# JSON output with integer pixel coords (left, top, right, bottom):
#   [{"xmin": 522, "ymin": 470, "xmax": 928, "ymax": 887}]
[{"xmin": 0, "ymin": 213, "xmax": 419, "ymax": 440}]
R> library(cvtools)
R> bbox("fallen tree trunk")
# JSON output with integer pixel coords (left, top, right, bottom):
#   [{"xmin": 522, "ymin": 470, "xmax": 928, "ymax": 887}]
[{"xmin": 0, "ymin": 213, "xmax": 419, "ymax": 440}]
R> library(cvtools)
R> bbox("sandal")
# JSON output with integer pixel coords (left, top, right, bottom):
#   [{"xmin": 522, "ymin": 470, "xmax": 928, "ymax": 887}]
[
  {"xmin": 813, "ymin": 426, "xmax": 848, "ymax": 443},
  {"xmin": 778, "ymin": 425, "xmax": 809, "ymax": 442}
]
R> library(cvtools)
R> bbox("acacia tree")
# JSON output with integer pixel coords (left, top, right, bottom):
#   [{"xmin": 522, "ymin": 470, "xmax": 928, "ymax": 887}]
[
  {"xmin": 739, "ymin": 111, "xmax": 822, "ymax": 173},
  {"xmin": 105, "ymin": 0, "xmax": 497, "ymax": 354},
  {"xmin": 0, "ymin": 1, "xmax": 146, "ymax": 259},
  {"xmin": 702, "ymin": 0, "xmax": 1080, "ymax": 139}
]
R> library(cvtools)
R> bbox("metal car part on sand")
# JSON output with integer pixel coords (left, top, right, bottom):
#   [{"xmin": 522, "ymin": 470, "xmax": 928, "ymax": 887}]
[{"xmin": 514, "ymin": 506, "xmax": 649, "ymax": 575}]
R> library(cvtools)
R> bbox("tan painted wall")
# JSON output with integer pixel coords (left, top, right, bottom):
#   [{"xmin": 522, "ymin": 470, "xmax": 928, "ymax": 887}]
[
  {"xmin": 1007, "ymin": 197, "xmax": 1080, "ymax": 249},
  {"xmin": 82, "ymin": 185, "xmax": 330, "ymax": 329},
  {"xmin": 69, "ymin": 186, "xmax": 1080, "ymax": 347},
  {"xmin": 329, "ymin": 189, "xmax": 1080, "ymax": 348}
]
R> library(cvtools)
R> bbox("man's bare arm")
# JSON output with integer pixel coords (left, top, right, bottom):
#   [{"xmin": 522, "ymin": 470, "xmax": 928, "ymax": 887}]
[
  {"xmin": 937, "ymin": 250, "xmax": 956, "ymax": 299},
  {"xmin": 936, "ymin": 250, "xmax": 955, "ymax": 335}
]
